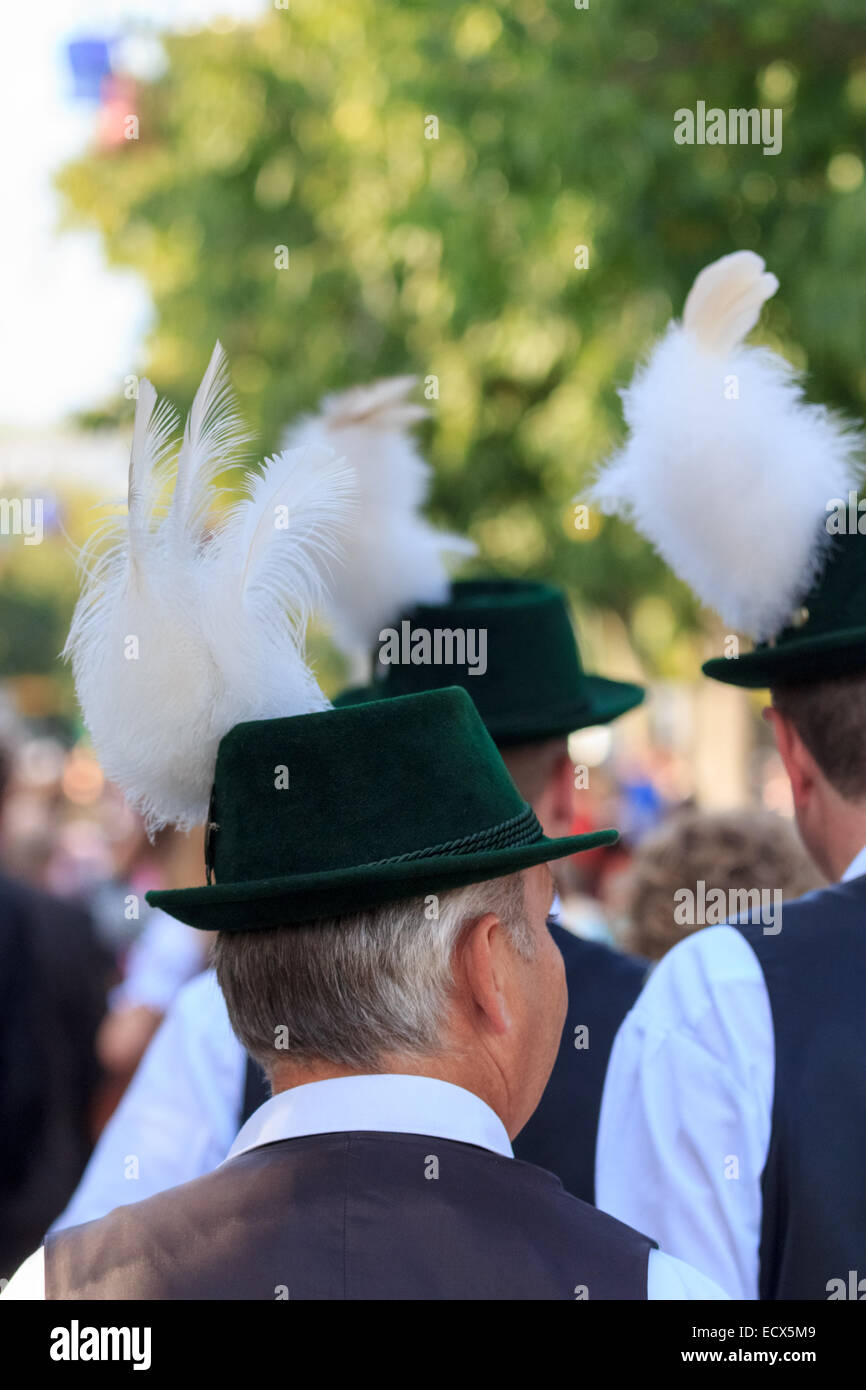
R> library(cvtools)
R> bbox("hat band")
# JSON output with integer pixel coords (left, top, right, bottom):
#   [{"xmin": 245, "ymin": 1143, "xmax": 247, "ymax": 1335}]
[
  {"xmin": 205, "ymin": 800, "xmax": 543, "ymax": 886},
  {"xmin": 373, "ymin": 803, "xmax": 544, "ymax": 866}
]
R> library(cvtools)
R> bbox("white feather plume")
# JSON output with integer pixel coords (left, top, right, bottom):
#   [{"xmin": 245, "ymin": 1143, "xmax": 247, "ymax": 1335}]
[
  {"xmin": 65, "ymin": 346, "xmax": 356, "ymax": 833},
  {"xmin": 592, "ymin": 251, "xmax": 864, "ymax": 640},
  {"xmin": 282, "ymin": 376, "xmax": 474, "ymax": 661},
  {"xmin": 163, "ymin": 341, "xmax": 250, "ymax": 558}
]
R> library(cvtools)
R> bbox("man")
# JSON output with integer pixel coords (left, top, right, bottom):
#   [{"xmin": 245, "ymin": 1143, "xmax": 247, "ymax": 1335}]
[
  {"xmin": 54, "ymin": 578, "xmax": 648, "ymax": 1229},
  {"xmin": 4, "ymin": 688, "xmax": 723, "ymax": 1299},
  {"xmin": 593, "ymin": 250, "xmax": 866, "ymax": 1298}
]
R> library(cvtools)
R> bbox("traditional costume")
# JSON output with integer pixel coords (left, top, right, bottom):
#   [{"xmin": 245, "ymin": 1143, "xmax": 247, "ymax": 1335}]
[
  {"xmin": 53, "ymin": 402, "xmax": 647, "ymax": 1231},
  {"xmin": 593, "ymin": 251, "xmax": 866, "ymax": 1299},
  {"xmin": 4, "ymin": 350, "xmax": 718, "ymax": 1299}
]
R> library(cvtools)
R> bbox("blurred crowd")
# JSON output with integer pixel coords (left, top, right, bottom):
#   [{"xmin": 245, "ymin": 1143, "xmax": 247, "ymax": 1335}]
[
  {"xmin": 0, "ymin": 711, "xmax": 208, "ymax": 1276},
  {"xmin": 0, "ymin": 697, "xmax": 820, "ymax": 1281}
]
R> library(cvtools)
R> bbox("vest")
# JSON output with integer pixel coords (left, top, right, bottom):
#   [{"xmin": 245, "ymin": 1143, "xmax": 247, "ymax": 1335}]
[
  {"xmin": 45, "ymin": 1131, "xmax": 656, "ymax": 1300},
  {"xmin": 735, "ymin": 875, "xmax": 866, "ymax": 1300},
  {"xmin": 240, "ymin": 923, "xmax": 648, "ymax": 1206}
]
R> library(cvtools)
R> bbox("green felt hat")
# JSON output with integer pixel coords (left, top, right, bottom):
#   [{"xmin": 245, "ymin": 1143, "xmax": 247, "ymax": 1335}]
[
  {"xmin": 703, "ymin": 529, "xmax": 866, "ymax": 689},
  {"xmin": 334, "ymin": 579, "xmax": 644, "ymax": 744},
  {"xmin": 146, "ymin": 687, "xmax": 617, "ymax": 931}
]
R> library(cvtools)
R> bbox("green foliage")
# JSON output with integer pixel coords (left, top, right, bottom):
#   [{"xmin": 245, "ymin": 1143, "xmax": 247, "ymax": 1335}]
[
  {"xmin": 0, "ymin": 489, "xmax": 109, "ymax": 694},
  {"xmin": 56, "ymin": 0, "xmax": 866, "ymax": 667},
  {"xmin": 0, "ymin": 583, "xmax": 69, "ymax": 678}
]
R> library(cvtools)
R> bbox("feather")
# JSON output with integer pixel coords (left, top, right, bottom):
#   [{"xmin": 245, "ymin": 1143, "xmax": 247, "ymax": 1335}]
[
  {"xmin": 165, "ymin": 340, "xmax": 251, "ymax": 556},
  {"xmin": 206, "ymin": 445, "xmax": 357, "ymax": 708},
  {"xmin": 126, "ymin": 378, "xmax": 179, "ymax": 569},
  {"xmin": 282, "ymin": 376, "xmax": 474, "ymax": 662},
  {"xmin": 591, "ymin": 252, "xmax": 864, "ymax": 641},
  {"xmin": 64, "ymin": 349, "xmax": 356, "ymax": 834},
  {"xmin": 683, "ymin": 250, "xmax": 779, "ymax": 355}
]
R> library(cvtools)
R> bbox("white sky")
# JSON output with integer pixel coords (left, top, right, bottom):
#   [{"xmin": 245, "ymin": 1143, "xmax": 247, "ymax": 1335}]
[{"xmin": 0, "ymin": 0, "xmax": 267, "ymax": 433}]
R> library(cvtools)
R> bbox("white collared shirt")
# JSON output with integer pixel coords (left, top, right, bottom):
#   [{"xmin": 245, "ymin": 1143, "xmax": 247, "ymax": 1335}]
[
  {"xmin": 596, "ymin": 843, "xmax": 866, "ymax": 1300},
  {"xmin": 226, "ymin": 1073, "xmax": 513, "ymax": 1160},
  {"xmin": 3, "ymin": 1072, "xmax": 725, "ymax": 1300}
]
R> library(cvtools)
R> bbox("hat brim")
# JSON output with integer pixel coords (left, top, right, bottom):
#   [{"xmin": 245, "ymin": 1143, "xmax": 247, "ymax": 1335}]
[
  {"xmin": 335, "ymin": 675, "xmax": 645, "ymax": 745},
  {"xmin": 146, "ymin": 828, "xmax": 619, "ymax": 932},
  {"xmin": 702, "ymin": 626, "xmax": 866, "ymax": 689}
]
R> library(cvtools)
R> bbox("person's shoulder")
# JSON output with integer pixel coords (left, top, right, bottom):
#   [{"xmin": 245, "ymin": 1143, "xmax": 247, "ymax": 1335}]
[
  {"xmin": 735, "ymin": 877, "xmax": 861, "ymax": 940},
  {"xmin": 628, "ymin": 924, "xmax": 767, "ymax": 1045},
  {"xmin": 51, "ymin": 1141, "xmax": 252, "ymax": 1246},
  {"xmin": 515, "ymin": 1151, "xmax": 655, "ymax": 1241},
  {"xmin": 44, "ymin": 1157, "xmax": 239, "ymax": 1296},
  {"xmin": 648, "ymin": 923, "xmax": 764, "ymax": 992}
]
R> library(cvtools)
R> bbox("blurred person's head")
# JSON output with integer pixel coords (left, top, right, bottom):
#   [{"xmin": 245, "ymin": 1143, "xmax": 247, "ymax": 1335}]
[
  {"xmin": 767, "ymin": 673, "xmax": 866, "ymax": 882},
  {"xmin": 216, "ymin": 862, "xmax": 565, "ymax": 1139},
  {"xmin": 499, "ymin": 737, "xmax": 574, "ymax": 840},
  {"xmin": 624, "ymin": 806, "xmax": 823, "ymax": 961}
]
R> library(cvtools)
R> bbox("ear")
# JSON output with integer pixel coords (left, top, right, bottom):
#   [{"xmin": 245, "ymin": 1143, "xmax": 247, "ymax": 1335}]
[
  {"xmin": 458, "ymin": 912, "xmax": 513, "ymax": 1036},
  {"xmin": 764, "ymin": 704, "xmax": 815, "ymax": 809}
]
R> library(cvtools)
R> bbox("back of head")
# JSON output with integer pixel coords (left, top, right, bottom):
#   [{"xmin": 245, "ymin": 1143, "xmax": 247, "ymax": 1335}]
[
  {"xmin": 771, "ymin": 672, "xmax": 866, "ymax": 804},
  {"xmin": 625, "ymin": 806, "xmax": 823, "ymax": 961},
  {"xmin": 213, "ymin": 862, "xmax": 566, "ymax": 1139},
  {"xmin": 214, "ymin": 875, "xmax": 530, "ymax": 1073},
  {"xmin": 499, "ymin": 737, "xmax": 573, "ymax": 836}
]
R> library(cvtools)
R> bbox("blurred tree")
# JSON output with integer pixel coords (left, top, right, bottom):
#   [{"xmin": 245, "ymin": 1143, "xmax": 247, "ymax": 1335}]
[
  {"xmin": 0, "ymin": 586, "xmax": 68, "ymax": 678},
  {"xmin": 0, "ymin": 486, "xmax": 115, "ymax": 703},
  {"xmin": 56, "ymin": 0, "xmax": 866, "ymax": 673}
]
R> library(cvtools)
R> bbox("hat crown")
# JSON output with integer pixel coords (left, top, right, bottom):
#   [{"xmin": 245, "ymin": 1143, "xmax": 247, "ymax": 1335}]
[
  {"xmin": 359, "ymin": 579, "xmax": 594, "ymax": 741},
  {"xmin": 705, "ymin": 524, "xmax": 866, "ymax": 687},
  {"xmin": 208, "ymin": 687, "xmax": 540, "ymax": 887},
  {"xmin": 778, "ymin": 528, "xmax": 866, "ymax": 641}
]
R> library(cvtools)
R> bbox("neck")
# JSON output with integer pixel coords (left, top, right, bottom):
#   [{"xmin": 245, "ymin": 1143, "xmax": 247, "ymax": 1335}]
[{"xmin": 821, "ymin": 813, "xmax": 866, "ymax": 882}]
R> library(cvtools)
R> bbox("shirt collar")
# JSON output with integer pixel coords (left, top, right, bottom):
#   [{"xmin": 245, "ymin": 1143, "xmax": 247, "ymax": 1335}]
[
  {"xmin": 842, "ymin": 843, "xmax": 866, "ymax": 883},
  {"xmin": 226, "ymin": 1073, "xmax": 513, "ymax": 1162}
]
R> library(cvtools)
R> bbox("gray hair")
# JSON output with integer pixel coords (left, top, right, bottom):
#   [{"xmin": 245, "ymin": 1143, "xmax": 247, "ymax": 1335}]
[{"xmin": 213, "ymin": 872, "xmax": 530, "ymax": 1072}]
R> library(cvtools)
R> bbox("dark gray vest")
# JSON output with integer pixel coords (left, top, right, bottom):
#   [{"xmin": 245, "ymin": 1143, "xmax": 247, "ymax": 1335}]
[
  {"xmin": 46, "ymin": 1131, "xmax": 655, "ymax": 1299},
  {"xmin": 735, "ymin": 876, "xmax": 866, "ymax": 1300}
]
